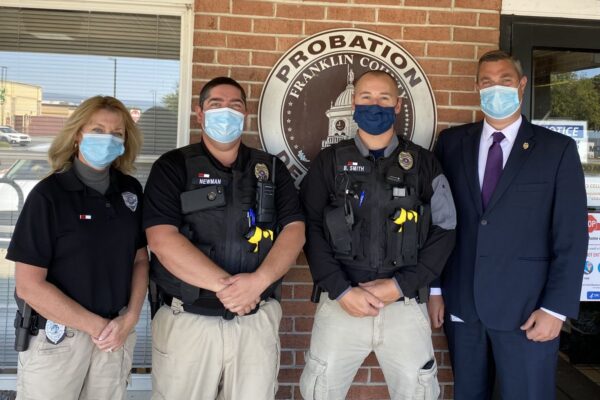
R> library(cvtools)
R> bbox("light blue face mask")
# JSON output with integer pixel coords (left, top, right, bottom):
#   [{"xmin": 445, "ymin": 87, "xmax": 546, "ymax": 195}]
[
  {"xmin": 204, "ymin": 107, "xmax": 245, "ymax": 144},
  {"xmin": 480, "ymin": 85, "xmax": 522, "ymax": 120},
  {"xmin": 79, "ymin": 133, "xmax": 125, "ymax": 169}
]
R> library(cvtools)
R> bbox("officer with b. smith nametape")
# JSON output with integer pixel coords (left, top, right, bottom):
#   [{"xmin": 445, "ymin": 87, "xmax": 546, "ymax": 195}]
[
  {"xmin": 143, "ymin": 76, "xmax": 305, "ymax": 400},
  {"xmin": 300, "ymin": 70, "xmax": 456, "ymax": 400}
]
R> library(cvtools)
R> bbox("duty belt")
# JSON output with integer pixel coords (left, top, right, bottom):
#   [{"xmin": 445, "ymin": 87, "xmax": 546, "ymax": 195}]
[
  {"xmin": 163, "ymin": 294, "xmax": 260, "ymax": 320},
  {"xmin": 28, "ymin": 311, "xmax": 121, "ymax": 336}
]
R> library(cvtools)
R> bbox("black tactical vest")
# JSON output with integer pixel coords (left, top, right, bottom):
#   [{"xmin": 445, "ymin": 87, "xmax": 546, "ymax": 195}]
[
  {"xmin": 151, "ymin": 144, "xmax": 278, "ymax": 307},
  {"xmin": 323, "ymin": 138, "xmax": 431, "ymax": 275}
]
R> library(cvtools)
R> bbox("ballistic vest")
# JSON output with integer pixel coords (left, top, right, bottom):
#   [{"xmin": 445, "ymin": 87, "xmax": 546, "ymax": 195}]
[
  {"xmin": 151, "ymin": 143, "xmax": 278, "ymax": 307},
  {"xmin": 324, "ymin": 138, "xmax": 431, "ymax": 275}
]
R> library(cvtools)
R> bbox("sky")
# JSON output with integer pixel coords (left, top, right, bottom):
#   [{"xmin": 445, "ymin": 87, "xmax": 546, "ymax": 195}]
[{"xmin": 0, "ymin": 51, "xmax": 179, "ymax": 110}]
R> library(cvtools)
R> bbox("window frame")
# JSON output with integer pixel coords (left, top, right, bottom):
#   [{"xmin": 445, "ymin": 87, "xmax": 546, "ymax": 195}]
[{"xmin": 0, "ymin": 0, "xmax": 193, "ymax": 390}]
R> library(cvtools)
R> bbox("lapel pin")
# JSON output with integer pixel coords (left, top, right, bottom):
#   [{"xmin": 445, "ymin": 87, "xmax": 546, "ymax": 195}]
[{"xmin": 523, "ymin": 142, "xmax": 529, "ymax": 150}]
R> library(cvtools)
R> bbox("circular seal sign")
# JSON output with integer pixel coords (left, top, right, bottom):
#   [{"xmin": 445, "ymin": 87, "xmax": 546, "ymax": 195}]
[{"xmin": 259, "ymin": 28, "xmax": 437, "ymax": 185}]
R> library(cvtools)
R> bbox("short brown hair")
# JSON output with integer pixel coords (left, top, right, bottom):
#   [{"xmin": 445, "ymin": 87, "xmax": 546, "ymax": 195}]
[
  {"xmin": 353, "ymin": 70, "xmax": 400, "ymax": 97},
  {"xmin": 477, "ymin": 50, "xmax": 524, "ymax": 81}
]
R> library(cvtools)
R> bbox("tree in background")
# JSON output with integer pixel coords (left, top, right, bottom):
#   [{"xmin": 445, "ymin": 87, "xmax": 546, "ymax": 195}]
[{"xmin": 550, "ymin": 72, "xmax": 600, "ymax": 131}]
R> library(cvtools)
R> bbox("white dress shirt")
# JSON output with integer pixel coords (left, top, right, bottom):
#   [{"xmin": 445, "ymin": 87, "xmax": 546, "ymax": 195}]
[{"xmin": 432, "ymin": 116, "xmax": 566, "ymax": 322}]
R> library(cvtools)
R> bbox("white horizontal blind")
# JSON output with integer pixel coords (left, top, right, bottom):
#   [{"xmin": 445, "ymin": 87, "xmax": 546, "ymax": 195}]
[{"xmin": 0, "ymin": 6, "xmax": 182, "ymax": 369}]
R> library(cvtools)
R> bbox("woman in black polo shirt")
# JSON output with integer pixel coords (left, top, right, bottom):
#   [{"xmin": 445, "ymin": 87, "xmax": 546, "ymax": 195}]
[{"xmin": 7, "ymin": 96, "xmax": 149, "ymax": 400}]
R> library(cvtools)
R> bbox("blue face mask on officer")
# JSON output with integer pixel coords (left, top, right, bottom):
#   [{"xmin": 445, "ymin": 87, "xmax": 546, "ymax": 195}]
[
  {"xmin": 479, "ymin": 85, "xmax": 522, "ymax": 120},
  {"xmin": 203, "ymin": 107, "xmax": 245, "ymax": 144},
  {"xmin": 353, "ymin": 104, "xmax": 396, "ymax": 135},
  {"xmin": 79, "ymin": 133, "xmax": 125, "ymax": 169}
]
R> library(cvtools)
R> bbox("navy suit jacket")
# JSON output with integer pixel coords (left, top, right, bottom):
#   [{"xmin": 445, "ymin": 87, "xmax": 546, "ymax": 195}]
[{"xmin": 434, "ymin": 117, "xmax": 588, "ymax": 330}]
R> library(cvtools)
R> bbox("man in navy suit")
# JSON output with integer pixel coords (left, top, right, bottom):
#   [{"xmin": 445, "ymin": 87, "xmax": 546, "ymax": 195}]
[{"xmin": 428, "ymin": 50, "xmax": 588, "ymax": 399}]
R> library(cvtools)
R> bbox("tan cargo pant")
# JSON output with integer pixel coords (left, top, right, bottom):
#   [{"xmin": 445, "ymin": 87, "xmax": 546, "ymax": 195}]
[
  {"xmin": 300, "ymin": 296, "xmax": 440, "ymax": 400},
  {"xmin": 151, "ymin": 298, "xmax": 282, "ymax": 400},
  {"xmin": 17, "ymin": 327, "xmax": 136, "ymax": 400}
]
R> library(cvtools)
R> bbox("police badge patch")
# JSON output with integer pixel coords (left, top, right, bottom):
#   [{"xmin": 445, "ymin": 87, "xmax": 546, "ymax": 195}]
[
  {"xmin": 398, "ymin": 151, "xmax": 414, "ymax": 170},
  {"xmin": 45, "ymin": 319, "xmax": 66, "ymax": 345},
  {"xmin": 255, "ymin": 163, "xmax": 269, "ymax": 182},
  {"xmin": 122, "ymin": 191, "xmax": 138, "ymax": 212}
]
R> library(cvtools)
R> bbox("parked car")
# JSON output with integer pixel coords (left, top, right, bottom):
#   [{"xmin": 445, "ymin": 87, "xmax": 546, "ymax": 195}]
[{"xmin": 0, "ymin": 125, "xmax": 32, "ymax": 146}]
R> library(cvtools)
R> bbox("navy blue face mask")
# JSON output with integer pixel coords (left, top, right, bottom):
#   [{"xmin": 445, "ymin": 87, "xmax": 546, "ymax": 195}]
[{"xmin": 353, "ymin": 104, "xmax": 396, "ymax": 135}]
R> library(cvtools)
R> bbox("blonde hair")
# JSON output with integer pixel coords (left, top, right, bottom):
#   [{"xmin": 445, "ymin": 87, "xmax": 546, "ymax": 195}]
[{"xmin": 48, "ymin": 96, "xmax": 142, "ymax": 174}]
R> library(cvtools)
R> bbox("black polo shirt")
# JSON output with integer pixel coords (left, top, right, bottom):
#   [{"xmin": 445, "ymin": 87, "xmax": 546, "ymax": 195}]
[{"xmin": 7, "ymin": 167, "xmax": 146, "ymax": 318}]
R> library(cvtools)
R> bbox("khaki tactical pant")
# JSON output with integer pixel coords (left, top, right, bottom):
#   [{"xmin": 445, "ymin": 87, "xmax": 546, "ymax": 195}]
[
  {"xmin": 300, "ymin": 297, "xmax": 440, "ymax": 400},
  {"xmin": 17, "ymin": 327, "xmax": 136, "ymax": 400},
  {"xmin": 151, "ymin": 298, "xmax": 282, "ymax": 400}
]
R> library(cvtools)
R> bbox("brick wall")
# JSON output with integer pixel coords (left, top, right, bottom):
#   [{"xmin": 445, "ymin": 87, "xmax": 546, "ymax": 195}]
[{"xmin": 192, "ymin": 1, "xmax": 501, "ymax": 398}]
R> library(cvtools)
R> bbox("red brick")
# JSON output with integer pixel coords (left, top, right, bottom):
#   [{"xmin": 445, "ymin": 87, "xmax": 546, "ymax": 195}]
[
  {"xmin": 434, "ymin": 91, "xmax": 450, "ymax": 106},
  {"xmin": 280, "ymin": 316, "xmax": 293, "ymax": 332},
  {"xmin": 400, "ymin": 41, "xmax": 426, "ymax": 57},
  {"xmin": 437, "ymin": 108, "xmax": 474, "ymax": 123},
  {"xmin": 479, "ymin": 12, "xmax": 500, "ymax": 28},
  {"xmin": 370, "ymin": 367, "xmax": 386, "ymax": 382},
  {"xmin": 347, "ymin": 385, "xmax": 390, "ymax": 399},
  {"xmin": 296, "ymin": 350, "xmax": 305, "ymax": 366},
  {"xmin": 296, "ymin": 251, "xmax": 308, "ymax": 265},
  {"xmin": 476, "ymin": 45, "xmax": 498, "ymax": 59},
  {"xmin": 280, "ymin": 350, "xmax": 294, "ymax": 366},
  {"xmin": 247, "ymin": 116, "xmax": 258, "ymax": 133},
  {"xmin": 284, "ymin": 266, "xmax": 312, "ymax": 283},
  {"xmin": 192, "ymin": 64, "xmax": 230, "ymax": 80},
  {"xmin": 232, "ymin": 0, "xmax": 275, "ymax": 17},
  {"xmin": 455, "ymin": 0, "xmax": 501, "ymax": 11},
  {"xmin": 254, "ymin": 18, "xmax": 303, "ymax": 35},
  {"xmin": 428, "ymin": 76, "xmax": 475, "ymax": 91},
  {"xmin": 277, "ymin": 367, "xmax": 303, "ymax": 383},
  {"xmin": 190, "ymin": 132, "xmax": 201, "ymax": 144},
  {"xmin": 362, "ymin": 352, "xmax": 380, "ymax": 366},
  {"xmin": 293, "ymin": 284, "xmax": 313, "ymax": 300},
  {"xmin": 427, "ymin": 43, "xmax": 475, "ymax": 59},
  {"xmin": 220, "ymin": 16, "xmax": 252, "ymax": 32},
  {"xmin": 276, "ymin": 3, "xmax": 325, "ymax": 20},
  {"xmin": 194, "ymin": 49, "xmax": 215, "ymax": 63},
  {"xmin": 452, "ymin": 60, "xmax": 478, "ymax": 76},
  {"xmin": 378, "ymin": 9, "xmax": 427, "ymax": 24},
  {"xmin": 227, "ymin": 34, "xmax": 276, "ymax": 50},
  {"xmin": 354, "ymin": 0, "xmax": 401, "ymax": 4},
  {"xmin": 247, "ymin": 83, "xmax": 264, "ymax": 98},
  {"xmin": 230, "ymin": 66, "xmax": 270, "ymax": 82},
  {"xmin": 419, "ymin": 59, "xmax": 450, "ymax": 75},
  {"xmin": 428, "ymin": 11, "xmax": 477, "ymax": 26},
  {"xmin": 405, "ymin": 0, "xmax": 452, "ymax": 6},
  {"xmin": 194, "ymin": 32, "xmax": 227, "ymax": 47},
  {"xmin": 245, "ymin": 99, "xmax": 259, "ymax": 114},
  {"xmin": 327, "ymin": 6, "xmax": 376, "ymax": 22},
  {"xmin": 304, "ymin": 21, "xmax": 350, "ymax": 36},
  {"xmin": 195, "ymin": 1, "xmax": 230, "ymax": 13},
  {"xmin": 281, "ymin": 284, "xmax": 293, "ymax": 300},
  {"xmin": 196, "ymin": 14, "xmax": 217, "ymax": 30},
  {"xmin": 277, "ymin": 36, "xmax": 302, "ymax": 52},
  {"xmin": 294, "ymin": 317, "xmax": 314, "ymax": 332},
  {"xmin": 354, "ymin": 24, "xmax": 402, "ymax": 41},
  {"xmin": 353, "ymin": 368, "xmax": 369, "ymax": 383},
  {"xmin": 451, "ymin": 91, "xmax": 479, "ymax": 106},
  {"xmin": 442, "ymin": 382, "xmax": 454, "ymax": 399},
  {"xmin": 280, "ymin": 333, "xmax": 312, "ymax": 349},
  {"xmin": 217, "ymin": 50, "xmax": 250, "ymax": 65},
  {"xmin": 241, "ymin": 132, "xmax": 261, "ymax": 148},
  {"xmin": 404, "ymin": 26, "xmax": 451, "ymax": 41},
  {"xmin": 454, "ymin": 27, "xmax": 499, "ymax": 44},
  {"xmin": 275, "ymin": 385, "xmax": 292, "ymax": 400},
  {"xmin": 438, "ymin": 366, "xmax": 454, "ymax": 382},
  {"xmin": 281, "ymin": 300, "xmax": 317, "ymax": 317}
]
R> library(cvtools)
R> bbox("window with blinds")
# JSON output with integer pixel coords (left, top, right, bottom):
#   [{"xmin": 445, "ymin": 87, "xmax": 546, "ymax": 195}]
[{"xmin": 0, "ymin": 6, "xmax": 182, "ymax": 369}]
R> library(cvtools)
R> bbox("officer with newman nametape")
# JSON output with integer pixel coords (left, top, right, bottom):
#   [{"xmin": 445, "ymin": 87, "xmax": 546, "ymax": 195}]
[
  {"xmin": 143, "ymin": 76, "xmax": 305, "ymax": 400},
  {"xmin": 299, "ymin": 70, "xmax": 456, "ymax": 400}
]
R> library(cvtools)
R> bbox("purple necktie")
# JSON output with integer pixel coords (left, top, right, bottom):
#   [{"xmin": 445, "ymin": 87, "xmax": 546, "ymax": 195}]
[{"xmin": 481, "ymin": 131, "xmax": 505, "ymax": 210}]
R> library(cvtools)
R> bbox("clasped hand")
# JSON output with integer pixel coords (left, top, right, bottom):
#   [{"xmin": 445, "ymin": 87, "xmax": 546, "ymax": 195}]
[{"xmin": 216, "ymin": 273, "xmax": 266, "ymax": 316}]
